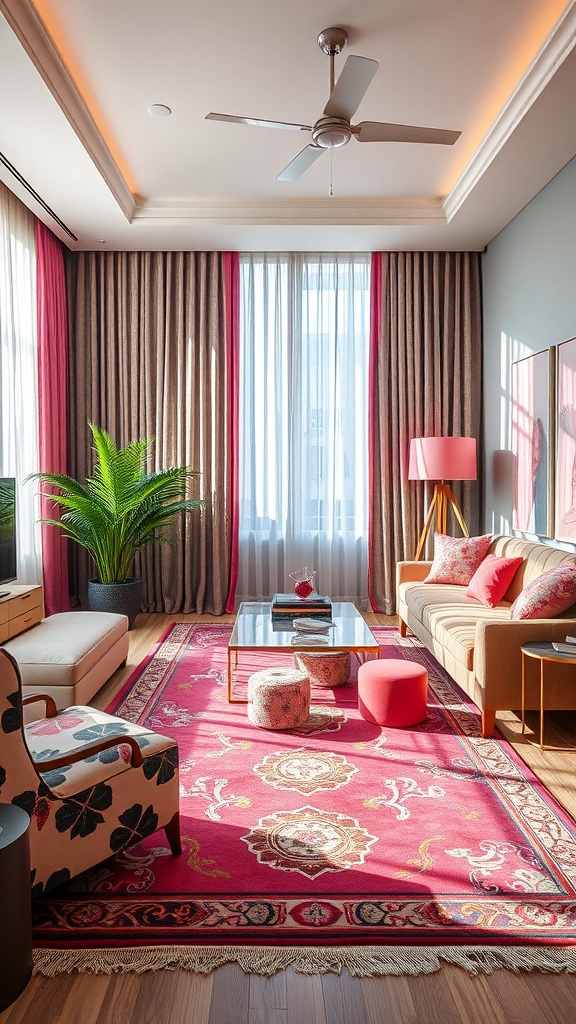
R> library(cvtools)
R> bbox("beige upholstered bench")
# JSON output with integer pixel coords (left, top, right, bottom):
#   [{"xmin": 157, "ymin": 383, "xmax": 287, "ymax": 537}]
[{"xmin": 3, "ymin": 611, "xmax": 129, "ymax": 710}]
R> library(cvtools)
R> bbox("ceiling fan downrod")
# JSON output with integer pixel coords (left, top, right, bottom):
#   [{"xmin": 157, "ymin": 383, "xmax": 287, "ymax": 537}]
[{"xmin": 317, "ymin": 27, "xmax": 348, "ymax": 95}]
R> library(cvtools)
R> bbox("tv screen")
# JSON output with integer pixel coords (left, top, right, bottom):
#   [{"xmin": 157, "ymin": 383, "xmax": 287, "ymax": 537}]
[{"xmin": 0, "ymin": 477, "xmax": 17, "ymax": 587}]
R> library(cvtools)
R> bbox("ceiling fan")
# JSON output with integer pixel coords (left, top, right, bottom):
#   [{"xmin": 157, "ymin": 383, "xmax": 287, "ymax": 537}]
[{"xmin": 206, "ymin": 27, "xmax": 461, "ymax": 182}]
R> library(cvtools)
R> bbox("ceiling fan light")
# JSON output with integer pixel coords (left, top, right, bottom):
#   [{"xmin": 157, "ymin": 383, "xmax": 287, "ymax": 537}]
[
  {"xmin": 317, "ymin": 129, "xmax": 348, "ymax": 148},
  {"xmin": 312, "ymin": 118, "xmax": 352, "ymax": 149}
]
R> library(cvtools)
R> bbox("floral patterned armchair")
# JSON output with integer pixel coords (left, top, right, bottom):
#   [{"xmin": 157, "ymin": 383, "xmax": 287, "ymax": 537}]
[{"xmin": 0, "ymin": 648, "xmax": 181, "ymax": 897}]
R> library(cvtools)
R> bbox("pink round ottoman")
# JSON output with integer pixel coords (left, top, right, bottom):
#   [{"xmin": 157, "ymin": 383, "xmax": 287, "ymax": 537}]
[{"xmin": 357, "ymin": 659, "xmax": 428, "ymax": 727}]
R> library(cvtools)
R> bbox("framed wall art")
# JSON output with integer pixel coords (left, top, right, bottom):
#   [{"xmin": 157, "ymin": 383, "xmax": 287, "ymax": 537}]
[
  {"xmin": 511, "ymin": 348, "xmax": 554, "ymax": 536},
  {"xmin": 555, "ymin": 337, "xmax": 576, "ymax": 541}
]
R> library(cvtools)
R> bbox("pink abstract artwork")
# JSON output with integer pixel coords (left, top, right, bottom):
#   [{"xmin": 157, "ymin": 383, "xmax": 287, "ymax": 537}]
[
  {"xmin": 556, "ymin": 337, "xmax": 576, "ymax": 541},
  {"xmin": 511, "ymin": 349, "xmax": 552, "ymax": 536}
]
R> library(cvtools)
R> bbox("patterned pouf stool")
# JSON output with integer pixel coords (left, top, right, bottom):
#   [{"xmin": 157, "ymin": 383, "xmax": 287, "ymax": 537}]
[
  {"xmin": 293, "ymin": 651, "xmax": 351, "ymax": 688},
  {"xmin": 357, "ymin": 659, "xmax": 428, "ymax": 727},
  {"xmin": 247, "ymin": 667, "xmax": 310, "ymax": 729}
]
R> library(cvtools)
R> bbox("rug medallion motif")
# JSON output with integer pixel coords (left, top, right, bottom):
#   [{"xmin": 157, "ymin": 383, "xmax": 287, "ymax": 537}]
[
  {"xmin": 254, "ymin": 748, "xmax": 357, "ymax": 793},
  {"xmin": 241, "ymin": 805, "xmax": 378, "ymax": 878}
]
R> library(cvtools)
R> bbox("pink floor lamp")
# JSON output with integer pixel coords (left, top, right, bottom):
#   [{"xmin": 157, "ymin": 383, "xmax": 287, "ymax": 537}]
[{"xmin": 408, "ymin": 436, "xmax": 477, "ymax": 560}]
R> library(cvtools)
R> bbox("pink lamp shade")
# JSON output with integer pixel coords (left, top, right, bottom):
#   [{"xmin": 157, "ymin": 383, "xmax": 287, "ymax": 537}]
[{"xmin": 408, "ymin": 436, "xmax": 477, "ymax": 482}]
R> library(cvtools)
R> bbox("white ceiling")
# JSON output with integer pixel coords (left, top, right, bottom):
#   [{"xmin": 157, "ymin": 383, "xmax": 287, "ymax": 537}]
[{"xmin": 1, "ymin": 0, "xmax": 575, "ymax": 251}]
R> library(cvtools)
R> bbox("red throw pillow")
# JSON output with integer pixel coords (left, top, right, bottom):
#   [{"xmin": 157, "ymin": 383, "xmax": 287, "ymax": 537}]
[
  {"xmin": 466, "ymin": 553, "xmax": 523, "ymax": 607},
  {"xmin": 424, "ymin": 534, "xmax": 492, "ymax": 586},
  {"xmin": 510, "ymin": 564, "xmax": 576, "ymax": 620}
]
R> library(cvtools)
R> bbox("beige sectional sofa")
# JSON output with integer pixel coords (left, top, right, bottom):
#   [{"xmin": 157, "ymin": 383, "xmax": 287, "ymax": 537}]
[{"xmin": 396, "ymin": 534, "xmax": 576, "ymax": 738}]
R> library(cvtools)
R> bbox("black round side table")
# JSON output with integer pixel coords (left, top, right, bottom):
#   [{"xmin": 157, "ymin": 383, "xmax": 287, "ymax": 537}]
[{"xmin": 0, "ymin": 803, "xmax": 32, "ymax": 1012}]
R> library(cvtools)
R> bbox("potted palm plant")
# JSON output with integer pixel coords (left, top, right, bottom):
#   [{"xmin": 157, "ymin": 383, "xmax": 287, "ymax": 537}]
[{"xmin": 35, "ymin": 423, "xmax": 203, "ymax": 627}]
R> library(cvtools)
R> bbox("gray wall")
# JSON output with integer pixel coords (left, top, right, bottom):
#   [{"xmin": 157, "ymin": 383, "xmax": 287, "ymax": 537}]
[{"xmin": 482, "ymin": 155, "xmax": 576, "ymax": 547}]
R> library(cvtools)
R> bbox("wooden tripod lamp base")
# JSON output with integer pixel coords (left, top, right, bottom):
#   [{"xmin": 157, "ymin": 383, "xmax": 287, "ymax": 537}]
[
  {"xmin": 409, "ymin": 437, "xmax": 477, "ymax": 561},
  {"xmin": 414, "ymin": 483, "xmax": 469, "ymax": 561}
]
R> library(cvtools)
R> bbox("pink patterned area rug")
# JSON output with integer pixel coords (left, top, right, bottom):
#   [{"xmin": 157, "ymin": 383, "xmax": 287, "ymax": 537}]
[{"xmin": 32, "ymin": 624, "xmax": 576, "ymax": 969}]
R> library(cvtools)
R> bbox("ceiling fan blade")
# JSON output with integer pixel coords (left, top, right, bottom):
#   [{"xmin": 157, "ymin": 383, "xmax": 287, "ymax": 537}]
[
  {"xmin": 323, "ymin": 55, "xmax": 379, "ymax": 120},
  {"xmin": 277, "ymin": 144, "xmax": 325, "ymax": 182},
  {"xmin": 354, "ymin": 121, "xmax": 461, "ymax": 145},
  {"xmin": 206, "ymin": 112, "xmax": 311, "ymax": 132}
]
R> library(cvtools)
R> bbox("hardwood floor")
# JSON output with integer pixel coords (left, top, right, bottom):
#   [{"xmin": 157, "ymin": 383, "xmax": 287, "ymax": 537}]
[{"xmin": 4, "ymin": 610, "xmax": 576, "ymax": 1024}]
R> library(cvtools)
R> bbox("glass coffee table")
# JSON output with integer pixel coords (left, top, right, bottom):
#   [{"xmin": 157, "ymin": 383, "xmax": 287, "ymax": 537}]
[{"xmin": 227, "ymin": 601, "xmax": 380, "ymax": 702}]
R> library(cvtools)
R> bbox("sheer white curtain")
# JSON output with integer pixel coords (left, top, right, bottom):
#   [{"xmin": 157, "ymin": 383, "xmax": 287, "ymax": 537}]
[
  {"xmin": 0, "ymin": 183, "xmax": 41, "ymax": 583},
  {"xmin": 238, "ymin": 252, "xmax": 370, "ymax": 605}
]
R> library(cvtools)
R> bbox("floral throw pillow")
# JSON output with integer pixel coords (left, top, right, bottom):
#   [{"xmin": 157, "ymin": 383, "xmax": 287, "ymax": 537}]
[
  {"xmin": 424, "ymin": 533, "xmax": 492, "ymax": 586},
  {"xmin": 510, "ymin": 564, "xmax": 576, "ymax": 620},
  {"xmin": 466, "ymin": 553, "xmax": 523, "ymax": 607}
]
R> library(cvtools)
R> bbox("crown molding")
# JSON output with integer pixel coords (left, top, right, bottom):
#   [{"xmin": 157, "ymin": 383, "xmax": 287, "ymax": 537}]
[
  {"xmin": 4, "ymin": 0, "xmax": 573, "ymax": 237},
  {"xmin": 132, "ymin": 196, "xmax": 448, "ymax": 226},
  {"xmin": 0, "ymin": 0, "xmax": 135, "ymax": 221},
  {"xmin": 444, "ymin": 0, "xmax": 576, "ymax": 222}
]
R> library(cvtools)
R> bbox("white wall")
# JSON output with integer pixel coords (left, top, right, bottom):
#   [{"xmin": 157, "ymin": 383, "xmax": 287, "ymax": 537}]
[{"xmin": 482, "ymin": 155, "xmax": 576, "ymax": 547}]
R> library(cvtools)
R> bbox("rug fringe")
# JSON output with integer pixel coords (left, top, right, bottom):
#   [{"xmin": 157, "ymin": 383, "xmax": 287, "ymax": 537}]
[{"xmin": 32, "ymin": 944, "xmax": 576, "ymax": 978}]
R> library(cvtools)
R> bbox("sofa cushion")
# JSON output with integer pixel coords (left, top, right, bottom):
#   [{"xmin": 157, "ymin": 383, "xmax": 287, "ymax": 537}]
[
  {"xmin": 25, "ymin": 704, "xmax": 173, "ymax": 797},
  {"xmin": 466, "ymin": 554, "xmax": 524, "ymax": 608},
  {"xmin": 488, "ymin": 536, "xmax": 576, "ymax": 602},
  {"xmin": 4, "ymin": 611, "xmax": 128, "ymax": 686},
  {"xmin": 510, "ymin": 564, "xmax": 576, "ymax": 620},
  {"xmin": 400, "ymin": 581, "xmax": 511, "ymax": 671},
  {"xmin": 424, "ymin": 533, "xmax": 492, "ymax": 585}
]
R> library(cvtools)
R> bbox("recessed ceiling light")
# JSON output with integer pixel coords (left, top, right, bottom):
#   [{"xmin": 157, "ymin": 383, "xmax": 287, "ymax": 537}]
[
  {"xmin": 97, "ymin": 239, "xmax": 106, "ymax": 244},
  {"xmin": 148, "ymin": 104, "xmax": 172, "ymax": 117}
]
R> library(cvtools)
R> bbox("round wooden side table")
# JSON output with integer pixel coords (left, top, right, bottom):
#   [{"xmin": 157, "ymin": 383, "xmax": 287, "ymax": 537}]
[
  {"xmin": 0, "ymin": 803, "xmax": 32, "ymax": 1012},
  {"xmin": 521, "ymin": 641, "xmax": 576, "ymax": 749}
]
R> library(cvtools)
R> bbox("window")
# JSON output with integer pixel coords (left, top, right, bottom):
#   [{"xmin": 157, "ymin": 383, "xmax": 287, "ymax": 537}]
[
  {"xmin": 238, "ymin": 253, "xmax": 370, "ymax": 604},
  {"xmin": 0, "ymin": 184, "xmax": 41, "ymax": 583}
]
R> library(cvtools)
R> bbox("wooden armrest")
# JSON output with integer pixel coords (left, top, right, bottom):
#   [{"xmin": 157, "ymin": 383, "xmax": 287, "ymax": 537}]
[
  {"xmin": 22, "ymin": 694, "xmax": 58, "ymax": 718},
  {"xmin": 32, "ymin": 734, "xmax": 144, "ymax": 772}
]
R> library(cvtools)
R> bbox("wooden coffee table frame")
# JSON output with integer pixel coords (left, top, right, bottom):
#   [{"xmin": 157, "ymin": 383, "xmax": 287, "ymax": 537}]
[{"xmin": 227, "ymin": 601, "xmax": 380, "ymax": 703}]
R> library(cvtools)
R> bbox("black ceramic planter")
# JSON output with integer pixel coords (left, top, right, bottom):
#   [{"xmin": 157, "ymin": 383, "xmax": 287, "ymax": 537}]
[{"xmin": 87, "ymin": 577, "xmax": 143, "ymax": 629}]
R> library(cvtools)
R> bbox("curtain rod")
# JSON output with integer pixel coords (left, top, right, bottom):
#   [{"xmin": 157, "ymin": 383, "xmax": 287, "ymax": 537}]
[{"xmin": 0, "ymin": 150, "xmax": 78, "ymax": 241}]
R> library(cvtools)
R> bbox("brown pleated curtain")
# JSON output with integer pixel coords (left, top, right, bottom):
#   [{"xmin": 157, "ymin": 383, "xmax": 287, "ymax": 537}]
[
  {"xmin": 369, "ymin": 251, "xmax": 483, "ymax": 614},
  {"xmin": 66, "ymin": 251, "xmax": 235, "ymax": 614}
]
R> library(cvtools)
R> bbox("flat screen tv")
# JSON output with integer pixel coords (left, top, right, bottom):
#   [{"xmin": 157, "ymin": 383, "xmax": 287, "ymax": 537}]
[{"xmin": 0, "ymin": 477, "xmax": 17, "ymax": 596}]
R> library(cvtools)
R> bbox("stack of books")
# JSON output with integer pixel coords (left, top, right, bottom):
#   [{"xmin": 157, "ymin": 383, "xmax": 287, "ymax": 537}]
[{"xmin": 271, "ymin": 592, "xmax": 332, "ymax": 628}]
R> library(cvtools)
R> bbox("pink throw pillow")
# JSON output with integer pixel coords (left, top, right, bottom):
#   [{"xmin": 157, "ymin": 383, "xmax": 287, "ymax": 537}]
[
  {"xmin": 466, "ymin": 553, "xmax": 523, "ymax": 608},
  {"xmin": 510, "ymin": 564, "xmax": 576, "ymax": 620},
  {"xmin": 424, "ymin": 533, "xmax": 492, "ymax": 586}
]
